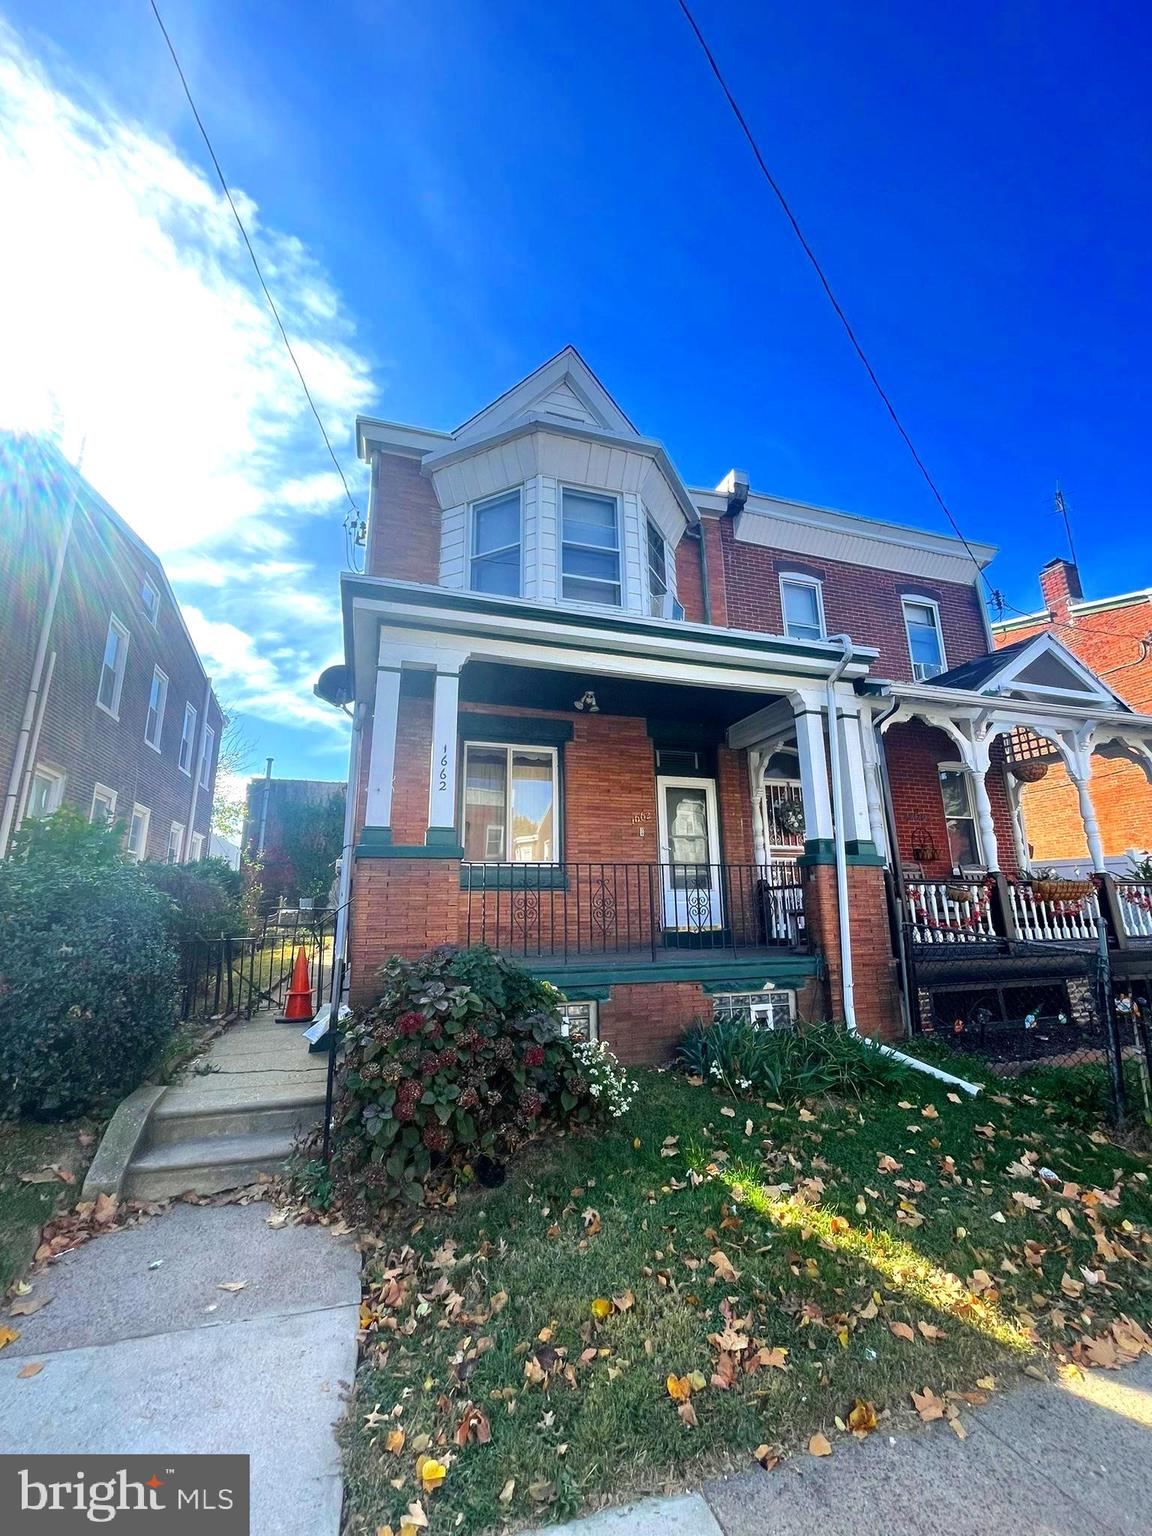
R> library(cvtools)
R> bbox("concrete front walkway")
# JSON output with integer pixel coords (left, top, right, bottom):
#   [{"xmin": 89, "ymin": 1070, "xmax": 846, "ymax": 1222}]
[
  {"xmin": 530, "ymin": 1357, "xmax": 1152, "ymax": 1536},
  {"xmin": 0, "ymin": 1202, "xmax": 360, "ymax": 1536}
]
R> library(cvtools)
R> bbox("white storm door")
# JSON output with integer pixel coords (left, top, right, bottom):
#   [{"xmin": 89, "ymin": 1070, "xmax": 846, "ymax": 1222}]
[{"xmin": 656, "ymin": 776, "xmax": 723, "ymax": 932}]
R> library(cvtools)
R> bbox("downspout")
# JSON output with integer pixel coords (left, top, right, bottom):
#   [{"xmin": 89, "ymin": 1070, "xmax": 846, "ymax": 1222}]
[
  {"xmin": 694, "ymin": 525, "xmax": 713, "ymax": 626},
  {"xmin": 330, "ymin": 703, "xmax": 363, "ymax": 1008},
  {"xmin": 827, "ymin": 651, "xmax": 982, "ymax": 1095},
  {"xmin": 257, "ymin": 756, "xmax": 273, "ymax": 856},
  {"xmin": 14, "ymin": 652, "xmax": 57, "ymax": 828},
  {"xmin": 0, "ymin": 498, "xmax": 75, "ymax": 856}
]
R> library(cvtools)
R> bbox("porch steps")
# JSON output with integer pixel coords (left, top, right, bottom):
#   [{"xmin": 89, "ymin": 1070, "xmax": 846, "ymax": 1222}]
[{"xmin": 113, "ymin": 1011, "xmax": 330, "ymax": 1201}]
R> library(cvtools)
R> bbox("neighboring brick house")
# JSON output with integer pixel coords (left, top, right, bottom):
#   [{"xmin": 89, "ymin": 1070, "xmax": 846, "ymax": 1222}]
[
  {"xmin": 243, "ymin": 776, "xmax": 345, "ymax": 907},
  {"xmin": 0, "ymin": 433, "xmax": 223, "ymax": 864},
  {"xmin": 326, "ymin": 350, "xmax": 1152, "ymax": 1061},
  {"xmin": 993, "ymin": 559, "xmax": 1152, "ymax": 873}
]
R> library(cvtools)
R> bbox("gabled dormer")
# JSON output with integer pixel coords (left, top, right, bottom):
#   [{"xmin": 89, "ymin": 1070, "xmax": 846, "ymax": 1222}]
[{"xmin": 357, "ymin": 348, "xmax": 697, "ymax": 621}]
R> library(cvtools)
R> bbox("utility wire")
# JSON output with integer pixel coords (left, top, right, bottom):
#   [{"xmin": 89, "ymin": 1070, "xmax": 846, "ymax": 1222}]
[
  {"xmin": 147, "ymin": 0, "xmax": 364, "ymax": 566},
  {"xmin": 675, "ymin": 3, "xmax": 1152, "ymax": 654}
]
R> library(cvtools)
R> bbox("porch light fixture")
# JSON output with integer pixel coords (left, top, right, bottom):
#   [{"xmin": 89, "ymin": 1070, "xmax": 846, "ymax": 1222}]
[{"xmin": 573, "ymin": 690, "xmax": 600, "ymax": 713}]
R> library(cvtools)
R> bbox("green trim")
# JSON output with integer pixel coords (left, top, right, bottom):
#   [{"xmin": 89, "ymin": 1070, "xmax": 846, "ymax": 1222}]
[
  {"xmin": 551, "ymin": 983, "xmax": 612, "ymax": 1002},
  {"xmin": 357, "ymin": 825, "xmax": 393, "ymax": 850},
  {"xmin": 798, "ymin": 838, "xmax": 835, "ymax": 866},
  {"xmin": 798, "ymin": 837, "xmax": 887, "ymax": 868},
  {"xmin": 845, "ymin": 840, "xmax": 879, "ymax": 857},
  {"xmin": 533, "ymin": 954, "xmax": 817, "ymax": 991},
  {"xmin": 846, "ymin": 850, "xmax": 887, "ymax": 867},
  {"xmin": 459, "ymin": 711, "xmax": 574, "ymax": 745},
  {"xmin": 459, "ymin": 865, "xmax": 568, "ymax": 890},
  {"xmin": 356, "ymin": 842, "xmax": 464, "ymax": 860},
  {"xmin": 425, "ymin": 825, "xmax": 460, "ymax": 846}
]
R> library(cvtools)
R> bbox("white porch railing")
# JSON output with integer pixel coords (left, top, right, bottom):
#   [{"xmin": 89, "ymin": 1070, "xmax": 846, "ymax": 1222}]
[
  {"xmin": 1009, "ymin": 883, "xmax": 1100, "ymax": 943},
  {"xmin": 1115, "ymin": 881, "xmax": 1152, "ymax": 940},
  {"xmin": 906, "ymin": 880, "xmax": 996, "ymax": 944}
]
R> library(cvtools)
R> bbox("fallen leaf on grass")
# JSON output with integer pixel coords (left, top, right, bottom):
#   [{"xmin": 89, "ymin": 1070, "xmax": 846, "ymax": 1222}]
[
  {"xmin": 678, "ymin": 1400, "xmax": 698, "ymax": 1428},
  {"xmin": 666, "ymin": 1374, "xmax": 692, "ymax": 1402},
  {"xmin": 454, "ymin": 1404, "xmax": 491, "ymax": 1446},
  {"xmin": 528, "ymin": 1480, "xmax": 555, "ymax": 1504},
  {"xmin": 889, "ymin": 1322, "xmax": 915, "ymax": 1342},
  {"xmin": 498, "ymin": 1479, "xmax": 515, "ymax": 1506},
  {"xmin": 808, "ymin": 1432, "xmax": 832, "ymax": 1457},
  {"xmin": 708, "ymin": 1249, "xmax": 740, "ymax": 1283},
  {"xmin": 720, "ymin": 1106, "xmax": 736, "ymax": 1118},
  {"xmin": 385, "ymin": 1429, "xmax": 406, "ymax": 1454},
  {"xmin": 490, "ymin": 1290, "xmax": 509, "ymax": 1314},
  {"xmin": 17, "ymin": 1362, "xmax": 43, "ymax": 1379},
  {"xmin": 976, "ymin": 1376, "xmax": 996, "ymax": 1391},
  {"xmin": 917, "ymin": 1321, "xmax": 947, "ymax": 1342},
  {"xmin": 847, "ymin": 1399, "xmax": 878, "ymax": 1436},
  {"xmin": 590, "ymin": 1298, "xmax": 613, "ymax": 1320},
  {"xmin": 612, "ymin": 1288, "xmax": 635, "ymax": 1313},
  {"xmin": 416, "ymin": 1456, "xmax": 446, "ymax": 1493},
  {"xmin": 912, "ymin": 1387, "xmax": 946, "ymax": 1422},
  {"xmin": 921, "ymin": 1105, "xmax": 939, "ymax": 1120},
  {"xmin": 753, "ymin": 1443, "xmax": 780, "ymax": 1470}
]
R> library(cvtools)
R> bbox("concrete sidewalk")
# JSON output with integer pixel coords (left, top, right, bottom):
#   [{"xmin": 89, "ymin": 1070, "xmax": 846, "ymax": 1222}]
[
  {"xmin": 0, "ymin": 1201, "xmax": 360, "ymax": 1536},
  {"xmin": 531, "ymin": 1357, "xmax": 1152, "ymax": 1536}
]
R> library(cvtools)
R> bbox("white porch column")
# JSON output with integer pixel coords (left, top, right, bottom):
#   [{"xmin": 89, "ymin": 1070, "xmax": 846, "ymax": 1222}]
[
  {"xmin": 748, "ymin": 748, "xmax": 768, "ymax": 866},
  {"xmin": 792, "ymin": 698, "xmax": 834, "ymax": 845},
  {"xmin": 1005, "ymin": 773, "xmax": 1031, "ymax": 873},
  {"xmin": 365, "ymin": 663, "xmax": 403, "ymax": 832},
  {"xmin": 858, "ymin": 709, "xmax": 889, "ymax": 858},
  {"xmin": 835, "ymin": 698, "xmax": 875, "ymax": 848},
  {"xmin": 427, "ymin": 664, "xmax": 462, "ymax": 840},
  {"xmin": 966, "ymin": 762, "xmax": 1000, "ymax": 872},
  {"xmin": 1070, "ymin": 763, "xmax": 1106, "ymax": 872}
]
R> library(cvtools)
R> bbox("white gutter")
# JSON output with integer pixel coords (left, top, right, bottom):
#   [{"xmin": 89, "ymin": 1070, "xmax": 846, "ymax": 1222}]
[
  {"xmin": 0, "ymin": 498, "xmax": 75, "ymax": 856},
  {"xmin": 827, "ymin": 635, "xmax": 983, "ymax": 1097},
  {"xmin": 13, "ymin": 652, "xmax": 57, "ymax": 829},
  {"xmin": 182, "ymin": 674, "xmax": 214, "ymax": 861},
  {"xmin": 329, "ymin": 702, "xmax": 363, "ymax": 1008}
]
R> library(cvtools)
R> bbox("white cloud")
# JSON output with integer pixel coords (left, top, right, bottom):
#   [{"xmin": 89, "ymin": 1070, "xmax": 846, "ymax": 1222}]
[{"xmin": 0, "ymin": 20, "xmax": 371, "ymax": 757}]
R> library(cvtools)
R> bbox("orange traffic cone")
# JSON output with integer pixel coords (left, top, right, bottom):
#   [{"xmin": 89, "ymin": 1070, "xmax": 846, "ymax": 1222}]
[{"xmin": 277, "ymin": 946, "xmax": 315, "ymax": 1023}]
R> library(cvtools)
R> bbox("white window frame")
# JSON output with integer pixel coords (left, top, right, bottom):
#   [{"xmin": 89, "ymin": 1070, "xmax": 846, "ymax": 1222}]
[
  {"xmin": 901, "ymin": 595, "xmax": 947, "ymax": 682},
  {"xmin": 189, "ymin": 831, "xmax": 205, "ymax": 861},
  {"xmin": 140, "ymin": 576, "xmax": 161, "ymax": 626},
  {"xmin": 938, "ymin": 762, "xmax": 984, "ymax": 870},
  {"xmin": 27, "ymin": 764, "xmax": 66, "ymax": 819},
  {"xmin": 461, "ymin": 740, "xmax": 560, "ymax": 864},
  {"xmin": 199, "ymin": 723, "xmax": 215, "ymax": 790},
  {"xmin": 646, "ymin": 517, "xmax": 669, "ymax": 617},
  {"xmin": 178, "ymin": 703, "xmax": 197, "ymax": 775},
  {"xmin": 96, "ymin": 613, "xmax": 130, "ymax": 718},
  {"xmin": 557, "ymin": 1000, "xmax": 598, "ymax": 1042},
  {"xmin": 468, "ymin": 487, "xmax": 523, "ymax": 597},
  {"xmin": 126, "ymin": 804, "xmax": 150, "ymax": 862},
  {"xmin": 144, "ymin": 666, "xmax": 168, "ymax": 751},
  {"xmin": 560, "ymin": 487, "xmax": 623, "ymax": 608},
  {"xmin": 712, "ymin": 990, "xmax": 796, "ymax": 1030},
  {"xmin": 779, "ymin": 573, "xmax": 826, "ymax": 641},
  {"xmin": 90, "ymin": 783, "xmax": 118, "ymax": 824},
  {"xmin": 167, "ymin": 821, "xmax": 185, "ymax": 864}
]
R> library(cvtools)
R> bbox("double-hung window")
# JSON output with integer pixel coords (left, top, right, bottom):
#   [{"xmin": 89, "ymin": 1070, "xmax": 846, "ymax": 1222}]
[
  {"xmin": 90, "ymin": 783, "xmax": 117, "ymax": 824},
  {"xmin": 470, "ymin": 490, "xmax": 521, "ymax": 596},
  {"xmin": 199, "ymin": 724, "xmax": 215, "ymax": 790},
  {"xmin": 189, "ymin": 832, "xmax": 205, "ymax": 861},
  {"xmin": 178, "ymin": 704, "xmax": 197, "ymax": 774},
  {"xmin": 97, "ymin": 615, "xmax": 129, "ymax": 716},
  {"xmin": 780, "ymin": 575, "xmax": 825, "ymax": 641},
  {"xmin": 140, "ymin": 577, "xmax": 160, "ymax": 625},
  {"xmin": 939, "ymin": 767, "xmax": 981, "ymax": 868},
  {"xmin": 462, "ymin": 743, "xmax": 557, "ymax": 863},
  {"xmin": 126, "ymin": 804, "xmax": 150, "ymax": 862},
  {"xmin": 646, "ymin": 518, "xmax": 669, "ymax": 616},
  {"xmin": 27, "ymin": 765, "xmax": 65, "ymax": 819},
  {"xmin": 903, "ymin": 598, "xmax": 946, "ymax": 680},
  {"xmin": 167, "ymin": 821, "xmax": 185, "ymax": 864},
  {"xmin": 144, "ymin": 667, "xmax": 168, "ymax": 750},
  {"xmin": 561, "ymin": 489, "xmax": 621, "ymax": 606}
]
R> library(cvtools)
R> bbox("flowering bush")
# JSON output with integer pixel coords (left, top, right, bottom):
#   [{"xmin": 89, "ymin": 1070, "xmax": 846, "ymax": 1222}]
[
  {"xmin": 331, "ymin": 947, "xmax": 611, "ymax": 1211},
  {"xmin": 567, "ymin": 1038, "xmax": 639, "ymax": 1118}
]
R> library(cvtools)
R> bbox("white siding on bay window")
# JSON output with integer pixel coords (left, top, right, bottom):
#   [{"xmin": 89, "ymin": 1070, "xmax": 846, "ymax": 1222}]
[{"xmin": 439, "ymin": 502, "xmax": 466, "ymax": 588}]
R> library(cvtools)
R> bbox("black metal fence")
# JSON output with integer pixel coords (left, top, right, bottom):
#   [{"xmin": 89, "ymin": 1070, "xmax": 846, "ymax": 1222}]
[
  {"xmin": 462, "ymin": 860, "xmax": 805, "ymax": 961},
  {"xmin": 177, "ymin": 910, "xmax": 336, "ymax": 1021}
]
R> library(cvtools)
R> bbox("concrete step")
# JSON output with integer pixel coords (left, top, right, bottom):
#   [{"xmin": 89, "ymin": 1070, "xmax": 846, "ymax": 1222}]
[
  {"xmin": 146, "ymin": 1094, "xmax": 325, "ymax": 1147},
  {"xmin": 124, "ymin": 1131, "xmax": 303, "ymax": 1201}
]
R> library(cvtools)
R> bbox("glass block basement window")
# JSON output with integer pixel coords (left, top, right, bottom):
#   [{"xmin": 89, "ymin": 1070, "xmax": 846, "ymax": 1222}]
[
  {"xmin": 557, "ymin": 1001, "xmax": 598, "ymax": 1042},
  {"xmin": 712, "ymin": 991, "xmax": 794, "ymax": 1029}
]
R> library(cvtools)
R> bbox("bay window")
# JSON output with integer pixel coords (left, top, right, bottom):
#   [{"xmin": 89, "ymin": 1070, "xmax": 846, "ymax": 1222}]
[
  {"xmin": 463, "ymin": 743, "xmax": 557, "ymax": 862},
  {"xmin": 561, "ymin": 489, "xmax": 621, "ymax": 606},
  {"xmin": 470, "ymin": 489, "xmax": 522, "ymax": 596}
]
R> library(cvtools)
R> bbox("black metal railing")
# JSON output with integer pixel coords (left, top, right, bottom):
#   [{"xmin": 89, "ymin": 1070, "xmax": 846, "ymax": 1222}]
[
  {"xmin": 462, "ymin": 861, "xmax": 805, "ymax": 961},
  {"xmin": 177, "ymin": 910, "xmax": 336, "ymax": 1021}
]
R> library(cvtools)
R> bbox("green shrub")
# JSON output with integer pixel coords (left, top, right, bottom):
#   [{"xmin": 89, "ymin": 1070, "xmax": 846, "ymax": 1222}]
[
  {"xmin": 331, "ymin": 946, "xmax": 634, "ymax": 1211},
  {"xmin": 139, "ymin": 857, "xmax": 248, "ymax": 944},
  {"xmin": 676, "ymin": 1016, "xmax": 911, "ymax": 1102},
  {"xmin": 0, "ymin": 831, "xmax": 178, "ymax": 1118}
]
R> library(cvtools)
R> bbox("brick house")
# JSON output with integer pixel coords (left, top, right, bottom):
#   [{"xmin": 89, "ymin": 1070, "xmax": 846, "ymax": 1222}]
[
  {"xmin": 0, "ymin": 433, "xmax": 223, "ymax": 863},
  {"xmin": 328, "ymin": 351, "xmax": 1152, "ymax": 1061},
  {"xmin": 242, "ymin": 776, "xmax": 346, "ymax": 907},
  {"xmin": 993, "ymin": 559, "xmax": 1152, "ymax": 873}
]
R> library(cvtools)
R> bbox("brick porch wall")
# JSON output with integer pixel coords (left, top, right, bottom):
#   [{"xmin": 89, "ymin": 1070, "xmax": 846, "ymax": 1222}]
[{"xmin": 801, "ymin": 863, "xmax": 902, "ymax": 1040}]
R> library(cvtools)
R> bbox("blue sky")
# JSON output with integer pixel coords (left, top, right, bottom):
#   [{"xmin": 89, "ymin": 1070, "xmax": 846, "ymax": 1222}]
[{"xmin": 1, "ymin": 1, "xmax": 1149, "ymax": 787}]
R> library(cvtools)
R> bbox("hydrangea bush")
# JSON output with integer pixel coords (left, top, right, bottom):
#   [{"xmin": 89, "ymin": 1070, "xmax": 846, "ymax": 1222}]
[{"xmin": 331, "ymin": 946, "xmax": 633, "ymax": 1211}]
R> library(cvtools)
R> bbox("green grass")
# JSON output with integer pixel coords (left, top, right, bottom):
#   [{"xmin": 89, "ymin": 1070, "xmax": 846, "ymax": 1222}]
[
  {"xmin": 341, "ymin": 1066, "xmax": 1152, "ymax": 1534},
  {"xmin": 0, "ymin": 1120, "xmax": 93, "ymax": 1294}
]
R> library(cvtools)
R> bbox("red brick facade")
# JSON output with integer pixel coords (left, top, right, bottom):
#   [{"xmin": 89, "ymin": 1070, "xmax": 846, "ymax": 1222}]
[
  {"xmin": 884, "ymin": 720, "xmax": 1020, "ymax": 878},
  {"xmin": 995, "ymin": 564, "xmax": 1152, "ymax": 863}
]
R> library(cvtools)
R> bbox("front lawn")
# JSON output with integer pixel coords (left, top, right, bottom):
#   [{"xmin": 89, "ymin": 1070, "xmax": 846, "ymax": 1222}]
[{"xmin": 342, "ymin": 1065, "xmax": 1152, "ymax": 1534}]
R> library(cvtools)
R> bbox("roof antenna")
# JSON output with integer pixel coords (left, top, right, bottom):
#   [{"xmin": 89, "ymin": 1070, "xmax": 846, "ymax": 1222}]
[{"xmin": 1054, "ymin": 483, "xmax": 1080, "ymax": 570}]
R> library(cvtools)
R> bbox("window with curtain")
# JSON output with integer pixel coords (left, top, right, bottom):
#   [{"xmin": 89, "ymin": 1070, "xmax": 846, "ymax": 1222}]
[
  {"xmin": 561, "ymin": 489, "xmax": 621, "ymax": 606},
  {"xmin": 463, "ymin": 744, "xmax": 557, "ymax": 862},
  {"xmin": 470, "ymin": 490, "xmax": 522, "ymax": 595},
  {"xmin": 939, "ymin": 768, "xmax": 981, "ymax": 867}
]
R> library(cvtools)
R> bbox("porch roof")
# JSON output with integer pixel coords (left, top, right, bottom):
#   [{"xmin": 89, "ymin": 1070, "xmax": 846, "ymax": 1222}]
[{"xmin": 340, "ymin": 573, "xmax": 878, "ymax": 704}]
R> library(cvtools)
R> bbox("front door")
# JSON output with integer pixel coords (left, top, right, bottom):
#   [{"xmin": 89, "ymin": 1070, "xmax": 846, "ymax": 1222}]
[{"xmin": 656, "ymin": 776, "xmax": 723, "ymax": 933}]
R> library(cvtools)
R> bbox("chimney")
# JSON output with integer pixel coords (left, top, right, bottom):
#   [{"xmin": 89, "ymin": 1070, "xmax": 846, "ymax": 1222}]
[{"xmin": 1039, "ymin": 557, "xmax": 1083, "ymax": 625}]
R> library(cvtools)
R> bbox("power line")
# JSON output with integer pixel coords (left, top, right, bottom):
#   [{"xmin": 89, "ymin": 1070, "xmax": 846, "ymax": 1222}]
[
  {"xmin": 674, "ymin": 3, "xmax": 1152, "ymax": 655},
  {"xmin": 147, "ymin": 0, "xmax": 364, "ymax": 566}
]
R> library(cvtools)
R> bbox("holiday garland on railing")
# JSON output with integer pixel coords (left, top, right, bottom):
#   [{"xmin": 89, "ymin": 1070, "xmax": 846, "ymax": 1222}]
[
  {"xmin": 1120, "ymin": 885, "xmax": 1152, "ymax": 914},
  {"xmin": 909, "ymin": 882, "xmax": 992, "ymax": 933}
]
